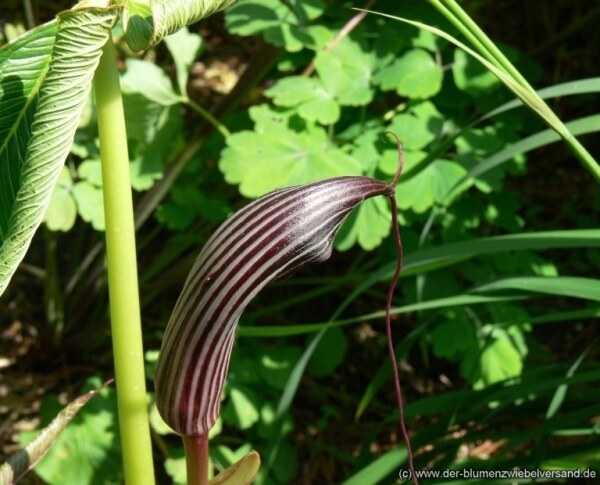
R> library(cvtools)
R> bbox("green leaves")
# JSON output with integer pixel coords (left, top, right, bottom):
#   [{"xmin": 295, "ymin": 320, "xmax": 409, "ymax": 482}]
[
  {"xmin": 0, "ymin": 8, "xmax": 116, "ymax": 296},
  {"xmin": 335, "ymin": 197, "xmax": 391, "ymax": 251},
  {"xmin": 225, "ymin": 0, "xmax": 325, "ymax": 52},
  {"xmin": 370, "ymin": 7, "xmax": 600, "ymax": 181},
  {"xmin": 396, "ymin": 161, "xmax": 468, "ymax": 213},
  {"xmin": 453, "ymin": 48, "xmax": 499, "ymax": 94},
  {"xmin": 467, "ymin": 325, "xmax": 526, "ymax": 388},
  {"xmin": 164, "ymin": 26, "xmax": 203, "ymax": 94},
  {"xmin": 314, "ymin": 37, "xmax": 376, "ymax": 105},
  {"xmin": 374, "ymin": 48, "xmax": 443, "ymax": 98},
  {"xmin": 265, "ymin": 76, "xmax": 339, "ymax": 124},
  {"xmin": 219, "ymin": 106, "xmax": 362, "ymax": 198},
  {"xmin": 72, "ymin": 162, "xmax": 106, "ymax": 230}
]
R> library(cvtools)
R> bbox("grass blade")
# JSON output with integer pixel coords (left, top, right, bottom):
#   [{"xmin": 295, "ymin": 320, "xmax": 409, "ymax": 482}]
[
  {"xmin": 472, "ymin": 276, "xmax": 600, "ymax": 302},
  {"xmin": 482, "ymin": 77, "xmax": 600, "ymax": 120},
  {"xmin": 358, "ymin": 8, "xmax": 600, "ymax": 182}
]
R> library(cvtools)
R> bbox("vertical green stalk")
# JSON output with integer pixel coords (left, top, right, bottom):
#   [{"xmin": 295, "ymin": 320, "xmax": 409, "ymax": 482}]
[{"xmin": 94, "ymin": 35, "xmax": 155, "ymax": 485}]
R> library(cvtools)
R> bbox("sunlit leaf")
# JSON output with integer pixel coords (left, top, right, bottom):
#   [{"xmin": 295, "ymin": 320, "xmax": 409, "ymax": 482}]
[
  {"xmin": 44, "ymin": 167, "xmax": 77, "ymax": 232},
  {"xmin": 73, "ymin": 181, "xmax": 105, "ymax": 231},
  {"xmin": 387, "ymin": 112, "xmax": 437, "ymax": 150},
  {"xmin": 466, "ymin": 326, "xmax": 525, "ymax": 387},
  {"xmin": 0, "ymin": 8, "xmax": 116, "ymax": 296},
  {"xmin": 265, "ymin": 76, "xmax": 339, "ymax": 124},
  {"xmin": 222, "ymin": 386, "xmax": 261, "ymax": 430},
  {"xmin": 225, "ymin": 0, "xmax": 324, "ymax": 52},
  {"xmin": 374, "ymin": 48, "xmax": 442, "ymax": 99},
  {"xmin": 164, "ymin": 26, "xmax": 203, "ymax": 94},
  {"xmin": 395, "ymin": 160, "xmax": 468, "ymax": 213},
  {"xmin": 335, "ymin": 197, "xmax": 391, "ymax": 251},
  {"xmin": 314, "ymin": 36, "xmax": 375, "ymax": 105},
  {"xmin": 379, "ymin": 149, "xmax": 427, "ymax": 177},
  {"xmin": 220, "ymin": 108, "xmax": 362, "ymax": 197},
  {"xmin": 121, "ymin": 58, "xmax": 179, "ymax": 107}
]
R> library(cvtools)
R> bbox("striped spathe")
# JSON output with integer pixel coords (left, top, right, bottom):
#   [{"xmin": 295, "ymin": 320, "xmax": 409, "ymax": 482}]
[{"xmin": 154, "ymin": 176, "xmax": 393, "ymax": 436}]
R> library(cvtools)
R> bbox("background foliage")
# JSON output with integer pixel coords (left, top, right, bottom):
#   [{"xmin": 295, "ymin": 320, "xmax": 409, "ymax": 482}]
[{"xmin": 1, "ymin": 0, "xmax": 599, "ymax": 483}]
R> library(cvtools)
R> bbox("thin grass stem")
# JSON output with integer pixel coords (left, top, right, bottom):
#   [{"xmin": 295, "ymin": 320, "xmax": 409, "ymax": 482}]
[{"xmin": 426, "ymin": 0, "xmax": 600, "ymax": 182}]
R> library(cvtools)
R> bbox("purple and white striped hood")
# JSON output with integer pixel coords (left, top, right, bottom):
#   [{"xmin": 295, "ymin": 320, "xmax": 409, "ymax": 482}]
[{"xmin": 155, "ymin": 176, "xmax": 393, "ymax": 436}]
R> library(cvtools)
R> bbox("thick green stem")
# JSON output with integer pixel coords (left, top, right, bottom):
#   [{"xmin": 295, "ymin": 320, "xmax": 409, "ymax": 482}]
[
  {"xmin": 94, "ymin": 35, "xmax": 156, "ymax": 485},
  {"xmin": 183, "ymin": 434, "xmax": 209, "ymax": 485}
]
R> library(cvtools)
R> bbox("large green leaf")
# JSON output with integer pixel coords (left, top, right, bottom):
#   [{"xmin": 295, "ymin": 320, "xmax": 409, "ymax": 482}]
[
  {"xmin": 265, "ymin": 76, "xmax": 339, "ymax": 125},
  {"xmin": 395, "ymin": 160, "xmax": 468, "ymax": 213},
  {"xmin": 373, "ymin": 48, "xmax": 443, "ymax": 99},
  {"xmin": 225, "ymin": 0, "xmax": 324, "ymax": 52},
  {"xmin": 125, "ymin": 0, "xmax": 239, "ymax": 51},
  {"xmin": 314, "ymin": 36, "xmax": 376, "ymax": 106},
  {"xmin": 219, "ymin": 106, "xmax": 362, "ymax": 197},
  {"xmin": 0, "ymin": 8, "xmax": 117, "ymax": 297}
]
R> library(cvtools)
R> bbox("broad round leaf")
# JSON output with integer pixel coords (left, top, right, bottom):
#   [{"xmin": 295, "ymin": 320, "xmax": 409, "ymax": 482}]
[
  {"xmin": 395, "ymin": 161, "xmax": 468, "ymax": 213},
  {"xmin": 220, "ymin": 117, "xmax": 362, "ymax": 197},
  {"xmin": 265, "ymin": 76, "xmax": 339, "ymax": 124},
  {"xmin": 225, "ymin": 0, "xmax": 324, "ymax": 52},
  {"xmin": 314, "ymin": 37, "xmax": 375, "ymax": 106},
  {"xmin": 374, "ymin": 48, "xmax": 442, "ymax": 99}
]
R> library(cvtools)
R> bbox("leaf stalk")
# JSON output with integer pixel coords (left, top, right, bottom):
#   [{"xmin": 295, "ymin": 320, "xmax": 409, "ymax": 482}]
[{"xmin": 94, "ymin": 34, "xmax": 155, "ymax": 485}]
